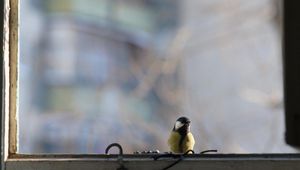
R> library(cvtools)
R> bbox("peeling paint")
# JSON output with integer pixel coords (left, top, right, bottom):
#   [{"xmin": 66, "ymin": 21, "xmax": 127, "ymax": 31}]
[
  {"xmin": 8, "ymin": 0, "xmax": 19, "ymax": 155},
  {"xmin": 3, "ymin": 0, "xmax": 11, "ymax": 163}
]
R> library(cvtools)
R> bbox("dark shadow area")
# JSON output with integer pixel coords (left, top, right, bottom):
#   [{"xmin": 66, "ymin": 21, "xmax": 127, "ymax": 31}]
[{"xmin": 284, "ymin": 0, "xmax": 300, "ymax": 148}]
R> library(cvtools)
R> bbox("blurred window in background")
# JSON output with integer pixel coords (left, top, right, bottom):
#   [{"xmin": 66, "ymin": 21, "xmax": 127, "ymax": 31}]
[{"xmin": 19, "ymin": 0, "xmax": 294, "ymax": 154}]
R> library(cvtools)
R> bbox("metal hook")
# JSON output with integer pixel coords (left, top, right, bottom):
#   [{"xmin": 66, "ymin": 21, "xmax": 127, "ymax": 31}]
[
  {"xmin": 105, "ymin": 143, "xmax": 123, "ymax": 155},
  {"xmin": 105, "ymin": 143, "xmax": 127, "ymax": 170}
]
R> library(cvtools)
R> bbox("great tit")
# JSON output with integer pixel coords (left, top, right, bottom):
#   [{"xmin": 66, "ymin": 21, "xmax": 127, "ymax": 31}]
[{"xmin": 168, "ymin": 116, "xmax": 195, "ymax": 153}]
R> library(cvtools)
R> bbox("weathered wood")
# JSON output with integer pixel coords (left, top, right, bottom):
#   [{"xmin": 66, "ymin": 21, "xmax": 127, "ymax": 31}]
[
  {"xmin": 2, "ymin": 0, "xmax": 11, "ymax": 164},
  {"xmin": 1, "ymin": 0, "xmax": 6, "ymax": 168},
  {"xmin": 8, "ymin": 0, "xmax": 19, "ymax": 155},
  {"xmin": 5, "ymin": 155, "xmax": 300, "ymax": 170}
]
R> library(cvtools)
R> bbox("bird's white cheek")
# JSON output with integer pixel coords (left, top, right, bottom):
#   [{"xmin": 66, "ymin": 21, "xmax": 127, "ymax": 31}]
[{"xmin": 175, "ymin": 121, "xmax": 184, "ymax": 130}]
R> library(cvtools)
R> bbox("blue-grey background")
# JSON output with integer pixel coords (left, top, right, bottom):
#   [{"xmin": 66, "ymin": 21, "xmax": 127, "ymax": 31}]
[{"xmin": 19, "ymin": 0, "xmax": 295, "ymax": 154}]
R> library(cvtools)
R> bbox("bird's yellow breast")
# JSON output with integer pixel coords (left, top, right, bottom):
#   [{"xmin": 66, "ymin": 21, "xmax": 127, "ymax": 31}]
[{"xmin": 168, "ymin": 131, "xmax": 195, "ymax": 153}]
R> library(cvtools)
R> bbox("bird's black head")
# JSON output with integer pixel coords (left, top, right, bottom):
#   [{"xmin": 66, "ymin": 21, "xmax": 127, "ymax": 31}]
[
  {"xmin": 177, "ymin": 117, "xmax": 191, "ymax": 124},
  {"xmin": 173, "ymin": 116, "xmax": 191, "ymax": 132}
]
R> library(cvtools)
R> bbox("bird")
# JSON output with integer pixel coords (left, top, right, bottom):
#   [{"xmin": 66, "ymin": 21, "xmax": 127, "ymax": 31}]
[{"xmin": 168, "ymin": 116, "xmax": 195, "ymax": 154}]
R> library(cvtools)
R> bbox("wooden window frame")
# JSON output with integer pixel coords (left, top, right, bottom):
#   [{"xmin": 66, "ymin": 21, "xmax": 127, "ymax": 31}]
[{"xmin": 2, "ymin": 0, "xmax": 300, "ymax": 169}]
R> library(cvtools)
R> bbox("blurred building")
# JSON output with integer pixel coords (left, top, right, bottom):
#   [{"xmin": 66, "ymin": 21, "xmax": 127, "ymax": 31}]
[
  {"xmin": 19, "ymin": 0, "xmax": 296, "ymax": 154},
  {"xmin": 20, "ymin": 0, "xmax": 181, "ymax": 153}
]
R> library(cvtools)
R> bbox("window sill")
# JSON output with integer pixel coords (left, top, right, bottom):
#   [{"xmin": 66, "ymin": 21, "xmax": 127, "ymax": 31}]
[{"xmin": 5, "ymin": 154, "xmax": 300, "ymax": 170}]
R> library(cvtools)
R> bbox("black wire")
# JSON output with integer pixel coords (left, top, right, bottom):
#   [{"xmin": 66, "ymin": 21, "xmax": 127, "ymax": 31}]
[
  {"xmin": 160, "ymin": 150, "xmax": 195, "ymax": 170},
  {"xmin": 200, "ymin": 149, "xmax": 218, "ymax": 154},
  {"xmin": 155, "ymin": 149, "xmax": 217, "ymax": 170},
  {"xmin": 153, "ymin": 153, "xmax": 181, "ymax": 160},
  {"xmin": 105, "ymin": 143, "xmax": 217, "ymax": 170}
]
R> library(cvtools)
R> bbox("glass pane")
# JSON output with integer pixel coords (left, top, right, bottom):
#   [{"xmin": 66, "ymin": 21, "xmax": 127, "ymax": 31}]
[{"xmin": 19, "ymin": 0, "xmax": 295, "ymax": 154}]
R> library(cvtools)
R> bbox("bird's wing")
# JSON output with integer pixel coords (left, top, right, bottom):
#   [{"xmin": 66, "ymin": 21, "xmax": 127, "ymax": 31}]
[
  {"xmin": 183, "ymin": 132, "xmax": 195, "ymax": 152},
  {"xmin": 168, "ymin": 131, "xmax": 181, "ymax": 153}
]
